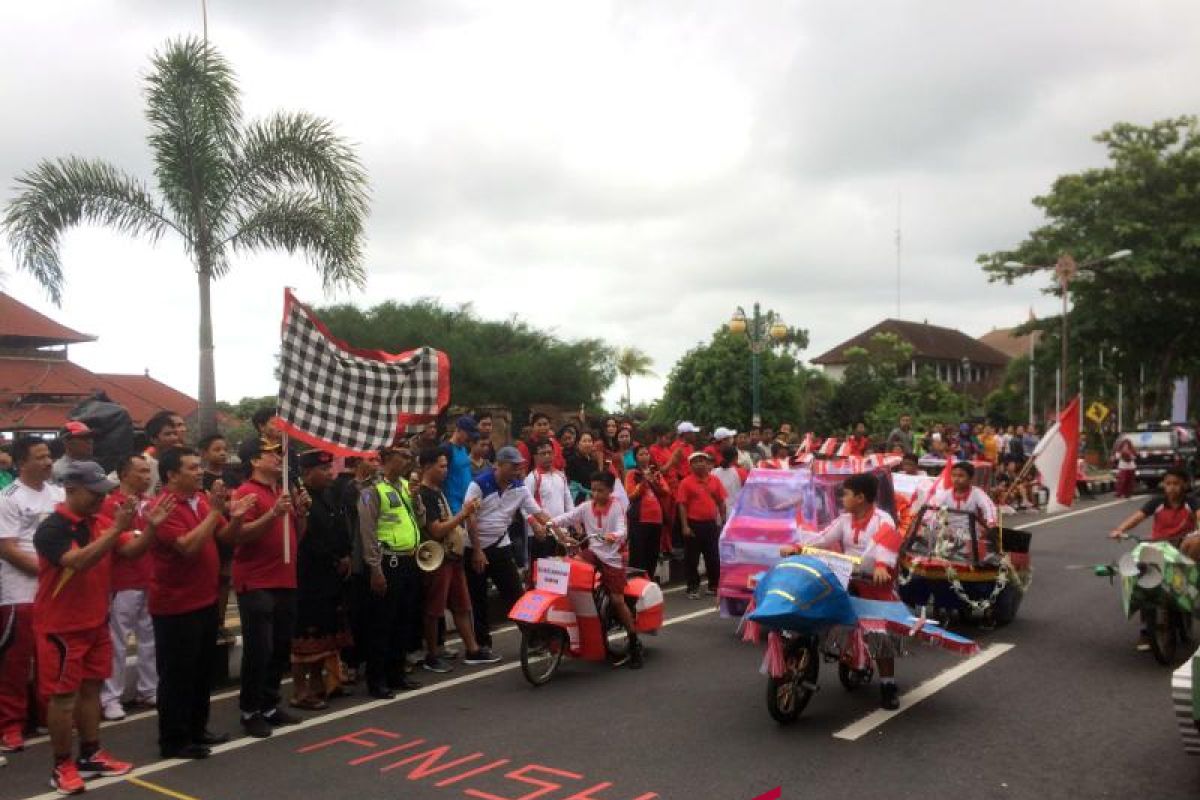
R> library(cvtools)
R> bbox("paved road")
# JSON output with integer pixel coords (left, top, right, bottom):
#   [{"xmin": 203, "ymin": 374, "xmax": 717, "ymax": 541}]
[{"xmin": 3, "ymin": 496, "xmax": 1199, "ymax": 800}]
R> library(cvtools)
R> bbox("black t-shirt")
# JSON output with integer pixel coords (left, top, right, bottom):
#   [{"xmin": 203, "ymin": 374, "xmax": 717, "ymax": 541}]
[
  {"xmin": 33, "ymin": 511, "xmax": 91, "ymax": 566},
  {"xmin": 418, "ymin": 484, "xmax": 449, "ymax": 530},
  {"xmin": 202, "ymin": 467, "xmax": 242, "ymax": 492}
]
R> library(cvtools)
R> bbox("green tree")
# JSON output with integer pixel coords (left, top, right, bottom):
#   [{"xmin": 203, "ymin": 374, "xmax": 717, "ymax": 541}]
[
  {"xmin": 979, "ymin": 116, "xmax": 1200, "ymax": 416},
  {"xmin": 614, "ymin": 347, "xmax": 656, "ymax": 411},
  {"xmin": 3, "ymin": 37, "xmax": 369, "ymax": 435},
  {"xmin": 316, "ymin": 299, "xmax": 615, "ymax": 416}
]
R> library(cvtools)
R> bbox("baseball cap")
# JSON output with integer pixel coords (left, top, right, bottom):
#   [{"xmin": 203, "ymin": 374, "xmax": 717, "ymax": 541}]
[
  {"xmin": 61, "ymin": 421, "xmax": 94, "ymax": 439},
  {"xmin": 688, "ymin": 450, "xmax": 709, "ymax": 462},
  {"xmin": 456, "ymin": 415, "xmax": 479, "ymax": 434},
  {"xmin": 495, "ymin": 446, "xmax": 526, "ymax": 465},
  {"xmin": 713, "ymin": 426, "xmax": 736, "ymax": 441},
  {"xmin": 298, "ymin": 450, "xmax": 334, "ymax": 470},
  {"xmin": 676, "ymin": 421, "xmax": 700, "ymax": 435},
  {"xmin": 61, "ymin": 461, "xmax": 117, "ymax": 493}
]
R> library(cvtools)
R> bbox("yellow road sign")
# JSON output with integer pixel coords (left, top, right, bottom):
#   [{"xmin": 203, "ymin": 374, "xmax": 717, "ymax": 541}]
[{"xmin": 1086, "ymin": 401, "xmax": 1110, "ymax": 424}]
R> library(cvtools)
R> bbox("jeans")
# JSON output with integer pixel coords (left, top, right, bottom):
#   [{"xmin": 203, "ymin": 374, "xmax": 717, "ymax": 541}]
[
  {"xmin": 152, "ymin": 605, "xmax": 218, "ymax": 752},
  {"xmin": 465, "ymin": 543, "xmax": 523, "ymax": 649},
  {"xmin": 365, "ymin": 556, "xmax": 420, "ymax": 690},
  {"xmin": 684, "ymin": 519, "xmax": 721, "ymax": 592},
  {"xmin": 236, "ymin": 588, "xmax": 296, "ymax": 715}
]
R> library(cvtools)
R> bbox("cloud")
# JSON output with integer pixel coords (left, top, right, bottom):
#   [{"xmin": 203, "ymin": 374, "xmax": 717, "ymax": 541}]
[{"xmin": 2, "ymin": 0, "xmax": 1199, "ymax": 414}]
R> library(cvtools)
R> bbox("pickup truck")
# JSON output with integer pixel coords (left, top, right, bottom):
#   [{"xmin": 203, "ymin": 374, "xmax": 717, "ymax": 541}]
[{"xmin": 1113, "ymin": 426, "xmax": 1198, "ymax": 488}]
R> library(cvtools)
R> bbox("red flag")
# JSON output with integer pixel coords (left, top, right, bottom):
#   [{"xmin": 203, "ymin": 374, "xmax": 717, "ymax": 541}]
[
  {"xmin": 931, "ymin": 458, "xmax": 954, "ymax": 496},
  {"xmin": 835, "ymin": 439, "xmax": 852, "ymax": 458},
  {"xmin": 1032, "ymin": 396, "xmax": 1081, "ymax": 513},
  {"xmin": 798, "ymin": 433, "xmax": 815, "ymax": 453},
  {"xmin": 819, "ymin": 437, "xmax": 838, "ymax": 457}
]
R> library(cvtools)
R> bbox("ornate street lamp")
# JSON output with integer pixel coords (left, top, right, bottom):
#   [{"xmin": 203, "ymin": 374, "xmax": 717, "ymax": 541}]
[{"xmin": 728, "ymin": 302, "xmax": 788, "ymax": 427}]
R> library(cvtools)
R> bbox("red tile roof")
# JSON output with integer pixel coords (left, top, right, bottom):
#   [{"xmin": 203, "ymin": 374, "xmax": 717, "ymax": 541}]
[
  {"xmin": 93, "ymin": 374, "xmax": 199, "ymax": 423},
  {"xmin": 0, "ymin": 292, "xmax": 95, "ymax": 347},
  {"xmin": 811, "ymin": 318, "xmax": 1011, "ymax": 366},
  {"xmin": 978, "ymin": 327, "xmax": 1041, "ymax": 361}
]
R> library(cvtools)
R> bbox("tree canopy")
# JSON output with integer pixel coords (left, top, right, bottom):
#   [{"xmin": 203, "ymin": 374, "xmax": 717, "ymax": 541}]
[
  {"xmin": 316, "ymin": 299, "xmax": 615, "ymax": 415},
  {"xmin": 979, "ymin": 116, "xmax": 1200, "ymax": 417}
]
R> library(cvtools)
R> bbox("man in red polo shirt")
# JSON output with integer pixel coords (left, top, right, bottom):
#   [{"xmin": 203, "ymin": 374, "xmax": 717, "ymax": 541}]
[
  {"xmin": 32, "ymin": 461, "xmax": 164, "ymax": 794},
  {"xmin": 676, "ymin": 451, "xmax": 726, "ymax": 600},
  {"xmin": 229, "ymin": 439, "xmax": 309, "ymax": 738},
  {"xmin": 150, "ymin": 447, "xmax": 252, "ymax": 760},
  {"xmin": 515, "ymin": 412, "xmax": 566, "ymax": 471}
]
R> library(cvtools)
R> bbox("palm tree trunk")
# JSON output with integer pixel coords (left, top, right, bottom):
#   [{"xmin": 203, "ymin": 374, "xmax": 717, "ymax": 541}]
[
  {"xmin": 624, "ymin": 372, "xmax": 631, "ymax": 411},
  {"xmin": 196, "ymin": 254, "xmax": 218, "ymax": 436}
]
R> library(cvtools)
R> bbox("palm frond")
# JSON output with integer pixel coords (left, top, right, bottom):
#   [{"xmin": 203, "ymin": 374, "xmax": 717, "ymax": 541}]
[
  {"xmin": 224, "ymin": 111, "xmax": 369, "ymax": 230},
  {"xmin": 616, "ymin": 346, "xmax": 656, "ymax": 378},
  {"xmin": 144, "ymin": 36, "xmax": 241, "ymax": 238},
  {"xmin": 224, "ymin": 191, "xmax": 365, "ymax": 291},
  {"xmin": 2, "ymin": 157, "xmax": 178, "ymax": 304}
]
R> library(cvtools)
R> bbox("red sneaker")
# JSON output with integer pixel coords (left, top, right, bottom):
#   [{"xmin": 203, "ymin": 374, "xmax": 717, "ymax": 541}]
[
  {"xmin": 76, "ymin": 749, "xmax": 133, "ymax": 779},
  {"xmin": 0, "ymin": 728, "xmax": 24, "ymax": 753},
  {"xmin": 50, "ymin": 761, "xmax": 86, "ymax": 795}
]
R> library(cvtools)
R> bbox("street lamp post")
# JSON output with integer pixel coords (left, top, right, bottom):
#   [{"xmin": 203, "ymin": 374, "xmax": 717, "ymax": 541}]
[
  {"xmin": 728, "ymin": 302, "xmax": 788, "ymax": 428},
  {"xmin": 1003, "ymin": 249, "xmax": 1131, "ymax": 413}
]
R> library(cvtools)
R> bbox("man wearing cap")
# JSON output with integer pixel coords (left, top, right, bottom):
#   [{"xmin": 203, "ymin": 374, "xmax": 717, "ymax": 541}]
[
  {"xmin": 705, "ymin": 427, "xmax": 737, "ymax": 466},
  {"xmin": 462, "ymin": 446, "xmax": 551, "ymax": 650},
  {"xmin": 32, "ymin": 461, "xmax": 166, "ymax": 793},
  {"xmin": 358, "ymin": 445, "xmax": 424, "ymax": 699},
  {"xmin": 228, "ymin": 439, "xmax": 310, "ymax": 737},
  {"xmin": 51, "ymin": 422, "xmax": 95, "ymax": 485},
  {"xmin": 676, "ymin": 451, "xmax": 727, "ymax": 600},
  {"xmin": 0, "ymin": 436, "xmax": 64, "ymax": 754},
  {"xmin": 444, "ymin": 416, "xmax": 478, "ymax": 514},
  {"xmin": 669, "ymin": 422, "xmax": 699, "ymax": 483},
  {"xmin": 291, "ymin": 450, "xmax": 352, "ymax": 710}
]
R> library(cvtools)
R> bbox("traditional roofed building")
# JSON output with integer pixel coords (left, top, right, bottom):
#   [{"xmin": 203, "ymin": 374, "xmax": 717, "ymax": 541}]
[
  {"xmin": 0, "ymin": 291, "xmax": 198, "ymax": 435},
  {"xmin": 810, "ymin": 318, "xmax": 1011, "ymax": 398}
]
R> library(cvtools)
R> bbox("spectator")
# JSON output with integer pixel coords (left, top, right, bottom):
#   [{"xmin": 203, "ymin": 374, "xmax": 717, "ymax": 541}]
[
  {"xmin": 705, "ymin": 427, "xmax": 736, "ymax": 465},
  {"xmin": 625, "ymin": 444, "xmax": 670, "ymax": 581},
  {"xmin": 1006, "ymin": 425, "xmax": 1026, "ymax": 465},
  {"xmin": 340, "ymin": 453, "xmax": 379, "ymax": 685},
  {"xmin": 198, "ymin": 433, "xmax": 239, "ymax": 644},
  {"xmin": 601, "ymin": 417, "xmax": 621, "ymax": 457},
  {"xmin": 566, "ymin": 430, "xmax": 601, "ymax": 502},
  {"xmin": 670, "ymin": 422, "xmax": 700, "ymax": 484},
  {"xmin": 756, "ymin": 427, "xmax": 775, "ymax": 462},
  {"xmin": 237, "ymin": 407, "xmax": 293, "ymax": 480},
  {"xmin": 444, "ymin": 416, "xmax": 478, "ymax": 514},
  {"xmin": 229, "ymin": 438, "xmax": 309, "ymax": 737},
  {"xmin": 734, "ymin": 431, "xmax": 756, "ymax": 469},
  {"xmin": 33, "ymin": 461, "xmax": 153, "ymax": 792},
  {"xmin": 0, "ymin": 444, "xmax": 13, "ymax": 490},
  {"xmin": 357, "ymin": 445, "xmax": 424, "ymax": 699},
  {"xmin": 51, "ymin": 421, "xmax": 95, "ymax": 484},
  {"xmin": 475, "ymin": 412, "xmax": 496, "ymax": 464},
  {"xmin": 469, "ymin": 437, "xmax": 491, "ymax": 477},
  {"xmin": 525, "ymin": 440, "xmax": 573, "ymax": 564},
  {"xmin": 0, "ymin": 436, "xmax": 63, "ymax": 754},
  {"xmin": 712, "ymin": 445, "xmax": 744, "ymax": 517},
  {"xmin": 1115, "ymin": 439, "xmax": 1138, "ymax": 498},
  {"xmin": 291, "ymin": 450, "xmax": 352, "ymax": 711},
  {"xmin": 463, "ymin": 447, "xmax": 550, "ymax": 650},
  {"xmin": 100, "ymin": 455, "xmax": 158, "ymax": 722},
  {"xmin": 415, "ymin": 449, "xmax": 499, "ymax": 673},
  {"xmin": 886, "ymin": 415, "xmax": 914, "ymax": 455},
  {"xmin": 613, "ymin": 424, "xmax": 635, "ymax": 475},
  {"xmin": 151, "ymin": 447, "xmax": 247, "ymax": 759},
  {"xmin": 846, "ymin": 423, "xmax": 870, "ymax": 457},
  {"xmin": 676, "ymin": 452, "xmax": 727, "ymax": 600},
  {"xmin": 143, "ymin": 411, "xmax": 184, "ymax": 494}
]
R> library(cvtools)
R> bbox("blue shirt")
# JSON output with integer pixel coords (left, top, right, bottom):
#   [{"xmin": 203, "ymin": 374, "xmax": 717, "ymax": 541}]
[{"xmin": 444, "ymin": 442, "xmax": 473, "ymax": 513}]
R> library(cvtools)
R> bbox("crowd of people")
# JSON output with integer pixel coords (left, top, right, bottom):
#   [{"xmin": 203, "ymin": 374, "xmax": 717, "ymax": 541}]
[{"xmin": 0, "ymin": 406, "xmax": 1155, "ymax": 792}]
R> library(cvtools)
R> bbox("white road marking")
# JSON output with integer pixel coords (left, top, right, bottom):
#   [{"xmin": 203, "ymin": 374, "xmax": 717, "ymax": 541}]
[
  {"xmin": 832, "ymin": 643, "xmax": 1016, "ymax": 741},
  {"xmin": 14, "ymin": 603, "xmax": 718, "ymax": 800},
  {"xmin": 1015, "ymin": 497, "xmax": 1138, "ymax": 529}
]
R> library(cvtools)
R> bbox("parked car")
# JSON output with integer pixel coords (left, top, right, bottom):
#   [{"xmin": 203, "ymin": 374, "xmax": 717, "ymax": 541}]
[{"xmin": 1113, "ymin": 423, "xmax": 1199, "ymax": 487}]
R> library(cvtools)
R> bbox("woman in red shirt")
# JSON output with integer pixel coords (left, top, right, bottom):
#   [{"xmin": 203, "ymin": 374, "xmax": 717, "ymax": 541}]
[{"xmin": 625, "ymin": 445, "xmax": 670, "ymax": 581}]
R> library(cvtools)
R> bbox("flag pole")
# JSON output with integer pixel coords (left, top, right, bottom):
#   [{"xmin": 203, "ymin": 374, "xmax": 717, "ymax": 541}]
[{"xmin": 282, "ymin": 431, "xmax": 291, "ymax": 564}]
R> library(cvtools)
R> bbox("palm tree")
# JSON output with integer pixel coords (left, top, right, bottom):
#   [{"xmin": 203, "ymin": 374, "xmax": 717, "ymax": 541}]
[
  {"xmin": 3, "ymin": 37, "xmax": 369, "ymax": 435},
  {"xmin": 615, "ymin": 346, "xmax": 656, "ymax": 411}
]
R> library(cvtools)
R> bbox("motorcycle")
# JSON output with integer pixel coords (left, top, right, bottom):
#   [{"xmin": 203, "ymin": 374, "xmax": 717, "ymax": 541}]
[
  {"xmin": 508, "ymin": 527, "xmax": 664, "ymax": 686},
  {"xmin": 1094, "ymin": 533, "xmax": 1199, "ymax": 665},
  {"xmin": 743, "ymin": 549, "xmax": 979, "ymax": 724}
]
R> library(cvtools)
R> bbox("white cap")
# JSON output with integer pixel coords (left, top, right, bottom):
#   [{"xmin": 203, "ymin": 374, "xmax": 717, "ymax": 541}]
[
  {"xmin": 713, "ymin": 426, "xmax": 736, "ymax": 440},
  {"xmin": 676, "ymin": 421, "xmax": 700, "ymax": 434}
]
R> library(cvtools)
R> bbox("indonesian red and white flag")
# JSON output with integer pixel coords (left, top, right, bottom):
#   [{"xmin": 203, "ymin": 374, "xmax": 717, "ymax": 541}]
[
  {"xmin": 797, "ymin": 433, "xmax": 815, "ymax": 453},
  {"xmin": 1032, "ymin": 395, "xmax": 1082, "ymax": 513},
  {"xmin": 835, "ymin": 439, "xmax": 852, "ymax": 458},
  {"xmin": 931, "ymin": 459, "xmax": 954, "ymax": 496},
  {"xmin": 819, "ymin": 437, "xmax": 838, "ymax": 457}
]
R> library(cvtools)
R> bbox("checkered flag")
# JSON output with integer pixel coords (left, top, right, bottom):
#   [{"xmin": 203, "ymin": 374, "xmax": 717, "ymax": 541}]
[{"xmin": 276, "ymin": 290, "xmax": 449, "ymax": 455}]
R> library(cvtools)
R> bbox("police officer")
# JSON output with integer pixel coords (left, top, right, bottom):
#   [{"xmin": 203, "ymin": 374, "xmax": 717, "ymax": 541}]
[{"xmin": 357, "ymin": 444, "xmax": 423, "ymax": 699}]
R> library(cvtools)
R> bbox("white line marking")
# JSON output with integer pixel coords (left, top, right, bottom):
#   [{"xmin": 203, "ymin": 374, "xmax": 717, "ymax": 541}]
[
  {"xmin": 14, "ymin": 604, "xmax": 718, "ymax": 800},
  {"xmin": 19, "ymin": 584, "xmax": 690, "ymax": 748},
  {"xmin": 832, "ymin": 643, "xmax": 1016, "ymax": 741},
  {"xmin": 1014, "ymin": 497, "xmax": 1138, "ymax": 529}
]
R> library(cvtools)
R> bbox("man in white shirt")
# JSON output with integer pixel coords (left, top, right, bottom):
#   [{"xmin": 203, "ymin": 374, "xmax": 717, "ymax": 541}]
[
  {"xmin": 549, "ymin": 471, "xmax": 641, "ymax": 669},
  {"xmin": 524, "ymin": 441, "xmax": 573, "ymax": 564},
  {"xmin": 0, "ymin": 436, "xmax": 65, "ymax": 752},
  {"xmin": 462, "ymin": 447, "xmax": 550, "ymax": 650},
  {"xmin": 711, "ymin": 445, "xmax": 744, "ymax": 517}
]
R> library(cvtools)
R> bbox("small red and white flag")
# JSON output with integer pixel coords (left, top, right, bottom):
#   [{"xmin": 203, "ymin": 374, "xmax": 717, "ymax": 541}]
[
  {"xmin": 835, "ymin": 439, "xmax": 852, "ymax": 458},
  {"xmin": 819, "ymin": 437, "xmax": 838, "ymax": 457},
  {"xmin": 931, "ymin": 458, "xmax": 954, "ymax": 496},
  {"xmin": 797, "ymin": 433, "xmax": 815, "ymax": 453},
  {"xmin": 1032, "ymin": 395, "xmax": 1082, "ymax": 513}
]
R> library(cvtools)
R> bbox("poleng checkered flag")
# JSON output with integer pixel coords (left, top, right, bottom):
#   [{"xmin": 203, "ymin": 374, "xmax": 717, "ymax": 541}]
[{"xmin": 276, "ymin": 289, "xmax": 450, "ymax": 455}]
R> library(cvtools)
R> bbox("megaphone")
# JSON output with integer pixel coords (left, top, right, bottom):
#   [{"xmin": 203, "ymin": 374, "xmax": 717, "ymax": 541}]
[
  {"xmin": 416, "ymin": 540, "xmax": 445, "ymax": 572},
  {"xmin": 1136, "ymin": 547, "xmax": 1166, "ymax": 590}
]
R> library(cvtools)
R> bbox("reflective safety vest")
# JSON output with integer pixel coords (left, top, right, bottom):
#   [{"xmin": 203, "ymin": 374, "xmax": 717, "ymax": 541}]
[{"xmin": 374, "ymin": 478, "xmax": 419, "ymax": 553}]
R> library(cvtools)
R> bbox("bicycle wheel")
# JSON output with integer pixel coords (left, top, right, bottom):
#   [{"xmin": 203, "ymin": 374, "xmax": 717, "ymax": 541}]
[
  {"xmin": 597, "ymin": 592, "xmax": 632, "ymax": 659},
  {"xmin": 520, "ymin": 625, "xmax": 568, "ymax": 686},
  {"xmin": 1144, "ymin": 606, "xmax": 1177, "ymax": 666},
  {"xmin": 766, "ymin": 637, "xmax": 819, "ymax": 724}
]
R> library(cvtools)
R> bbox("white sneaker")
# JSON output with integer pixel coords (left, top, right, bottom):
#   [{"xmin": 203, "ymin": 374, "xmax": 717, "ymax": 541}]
[{"xmin": 102, "ymin": 702, "xmax": 126, "ymax": 722}]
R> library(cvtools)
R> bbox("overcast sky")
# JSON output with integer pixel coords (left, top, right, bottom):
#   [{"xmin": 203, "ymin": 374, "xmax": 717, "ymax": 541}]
[{"xmin": 3, "ymin": 1, "xmax": 1199, "ymax": 411}]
